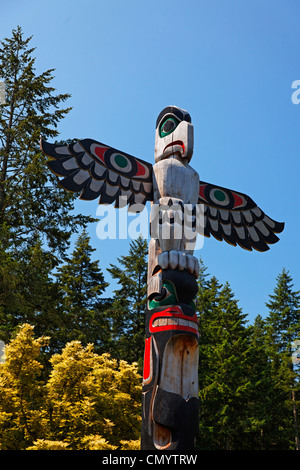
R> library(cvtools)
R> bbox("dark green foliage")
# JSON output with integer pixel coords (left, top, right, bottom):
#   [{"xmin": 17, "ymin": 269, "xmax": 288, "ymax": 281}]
[
  {"xmin": 0, "ymin": 27, "xmax": 94, "ymax": 346},
  {"xmin": 264, "ymin": 269, "xmax": 300, "ymax": 449},
  {"xmin": 196, "ymin": 263, "xmax": 300, "ymax": 450},
  {"xmin": 55, "ymin": 229, "xmax": 111, "ymax": 352},
  {"xmin": 197, "ymin": 269, "xmax": 251, "ymax": 449},
  {"xmin": 0, "ymin": 26, "xmax": 92, "ymax": 258},
  {"xmin": 107, "ymin": 235, "xmax": 148, "ymax": 366}
]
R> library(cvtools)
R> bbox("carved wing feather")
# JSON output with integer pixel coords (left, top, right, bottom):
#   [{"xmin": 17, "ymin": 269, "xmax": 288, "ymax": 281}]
[
  {"xmin": 198, "ymin": 181, "xmax": 284, "ymax": 252},
  {"xmin": 41, "ymin": 138, "xmax": 153, "ymax": 211}
]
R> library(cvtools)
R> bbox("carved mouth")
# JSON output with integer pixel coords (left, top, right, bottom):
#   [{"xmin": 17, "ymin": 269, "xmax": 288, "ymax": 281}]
[
  {"xmin": 163, "ymin": 140, "xmax": 185, "ymax": 155},
  {"xmin": 149, "ymin": 306, "xmax": 199, "ymax": 336},
  {"xmin": 153, "ymin": 317, "xmax": 197, "ymax": 328}
]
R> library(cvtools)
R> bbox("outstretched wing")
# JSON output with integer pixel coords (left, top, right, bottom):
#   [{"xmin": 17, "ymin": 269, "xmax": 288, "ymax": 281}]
[
  {"xmin": 198, "ymin": 181, "xmax": 284, "ymax": 252},
  {"xmin": 41, "ymin": 138, "xmax": 153, "ymax": 212}
]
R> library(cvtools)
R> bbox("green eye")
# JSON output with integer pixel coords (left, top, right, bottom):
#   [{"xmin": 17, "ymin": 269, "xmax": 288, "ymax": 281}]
[
  {"xmin": 159, "ymin": 116, "xmax": 180, "ymax": 137},
  {"xmin": 148, "ymin": 280, "xmax": 178, "ymax": 310}
]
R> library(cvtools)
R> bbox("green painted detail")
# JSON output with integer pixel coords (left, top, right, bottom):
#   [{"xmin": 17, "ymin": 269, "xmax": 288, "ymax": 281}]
[
  {"xmin": 148, "ymin": 281, "xmax": 197, "ymax": 313},
  {"xmin": 214, "ymin": 189, "xmax": 226, "ymax": 202},
  {"xmin": 148, "ymin": 280, "xmax": 178, "ymax": 310},
  {"xmin": 114, "ymin": 154, "xmax": 128, "ymax": 168},
  {"xmin": 159, "ymin": 117, "xmax": 179, "ymax": 138},
  {"xmin": 189, "ymin": 296, "xmax": 197, "ymax": 314}
]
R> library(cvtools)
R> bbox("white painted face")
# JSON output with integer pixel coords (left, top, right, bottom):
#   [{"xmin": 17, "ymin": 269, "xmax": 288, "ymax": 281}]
[{"xmin": 154, "ymin": 106, "xmax": 194, "ymax": 163}]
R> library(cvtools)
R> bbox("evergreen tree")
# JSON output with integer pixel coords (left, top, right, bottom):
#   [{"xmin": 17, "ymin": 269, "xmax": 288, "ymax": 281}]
[
  {"xmin": 244, "ymin": 315, "xmax": 279, "ymax": 449},
  {"xmin": 55, "ymin": 230, "xmax": 110, "ymax": 351},
  {"xmin": 265, "ymin": 269, "xmax": 300, "ymax": 450},
  {"xmin": 0, "ymin": 324, "xmax": 49, "ymax": 449},
  {"xmin": 0, "ymin": 237, "xmax": 61, "ymax": 346},
  {"xmin": 197, "ymin": 272, "xmax": 251, "ymax": 449},
  {"xmin": 107, "ymin": 235, "xmax": 148, "ymax": 365},
  {"xmin": 0, "ymin": 323, "xmax": 142, "ymax": 450},
  {"xmin": 46, "ymin": 341, "xmax": 141, "ymax": 449},
  {"xmin": 0, "ymin": 228, "xmax": 21, "ymax": 340},
  {"xmin": 196, "ymin": 257, "xmax": 213, "ymax": 320},
  {"xmin": 0, "ymin": 27, "xmax": 94, "ymax": 343},
  {"xmin": 0, "ymin": 26, "xmax": 92, "ymax": 257}
]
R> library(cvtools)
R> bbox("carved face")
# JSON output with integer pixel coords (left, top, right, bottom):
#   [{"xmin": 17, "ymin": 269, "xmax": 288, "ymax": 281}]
[
  {"xmin": 142, "ymin": 268, "xmax": 199, "ymax": 450},
  {"xmin": 154, "ymin": 106, "xmax": 194, "ymax": 163}
]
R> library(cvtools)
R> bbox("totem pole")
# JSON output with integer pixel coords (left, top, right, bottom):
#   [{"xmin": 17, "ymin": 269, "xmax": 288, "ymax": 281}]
[{"xmin": 41, "ymin": 105, "xmax": 284, "ymax": 450}]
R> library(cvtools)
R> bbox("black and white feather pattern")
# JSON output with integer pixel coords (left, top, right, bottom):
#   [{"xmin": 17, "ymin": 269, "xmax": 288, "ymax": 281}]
[
  {"xmin": 198, "ymin": 181, "xmax": 284, "ymax": 252},
  {"xmin": 41, "ymin": 138, "xmax": 153, "ymax": 212},
  {"xmin": 41, "ymin": 139, "xmax": 284, "ymax": 251}
]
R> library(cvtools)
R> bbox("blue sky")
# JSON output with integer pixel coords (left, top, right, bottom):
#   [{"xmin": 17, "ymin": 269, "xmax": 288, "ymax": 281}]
[{"xmin": 1, "ymin": 0, "xmax": 300, "ymax": 324}]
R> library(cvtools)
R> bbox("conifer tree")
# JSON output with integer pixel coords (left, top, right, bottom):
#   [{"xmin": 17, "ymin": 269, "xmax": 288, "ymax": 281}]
[
  {"xmin": 265, "ymin": 269, "xmax": 300, "ymax": 450},
  {"xmin": 196, "ymin": 257, "xmax": 213, "ymax": 320},
  {"xmin": 197, "ymin": 273, "xmax": 251, "ymax": 449},
  {"xmin": 107, "ymin": 235, "xmax": 148, "ymax": 365},
  {"xmin": 55, "ymin": 229, "xmax": 109, "ymax": 351},
  {"xmin": 0, "ymin": 324, "xmax": 142, "ymax": 450},
  {"xmin": 0, "ymin": 324, "xmax": 49, "ymax": 449},
  {"xmin": 0, "ymin": 231, "xmax": 21, "ymax": 340},
  {"xmin": 0, "ymin": 27, "xmax": 95, "ymax": 343},
  {"xmin": 244, "ymin": 315, "xmax": 279, "ymax": 449},
  {"xmin": 0, "ymin": 237, "xmax": 60, "ymax": 347},
  {"xmin": 0, "ymin": 26, "xmax": 92, "ymax": 257},
  {"xmin": 46, "ymin": 341, "xmax": 141, "ymax": 449}
]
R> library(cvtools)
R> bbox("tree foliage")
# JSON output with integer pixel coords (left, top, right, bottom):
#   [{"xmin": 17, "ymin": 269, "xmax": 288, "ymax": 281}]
[
  {"xmin": 0, "ymin": 26, "xmax": 92, "ymax": 256},
  {"xmin": 0, "ymin": 324, "xmax": 141, "ymax": 450},
  {"xmin": 0, "ymin": 324, "xmax": 49, "ymax": 449},
  {"xmin": 107, "ymin": 235, "xmax": 148, "ymax": 365},
  {"xmin": 196, "ymin": 266, "xmax": 300, "ymax": 450},
  {"xmin": 197, "ymin": 273, "xmax": 251, "ymax": 449},
  {"xmin": 0, "ymin": 27, "xmax": 94, "ymax": 345},
  {"xmin": 264, "ymin": 269, "xmax": 300, "ymax": 449},
  {"xmin": 54, "ymin": 229, "xmax": 110, "ymax": 351}
]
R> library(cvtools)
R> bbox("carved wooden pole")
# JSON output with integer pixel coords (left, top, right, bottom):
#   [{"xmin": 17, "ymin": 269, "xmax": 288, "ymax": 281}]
[
  {"xmin": 41, "ymin": 105, "xmax": 284, "ymax": 451},
  {"xmin": 141, "ymin": 106, "xmax": 200, "ymax": 449},
  {"xmin": 141, "ymin": 268, "xmax": 199, "ymax": 449}
]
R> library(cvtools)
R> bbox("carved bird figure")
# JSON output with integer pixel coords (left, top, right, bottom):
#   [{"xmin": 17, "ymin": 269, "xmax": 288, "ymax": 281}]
[{"xmin": 41, "ymin": 105, "xmax": 284, "ymax": 281}]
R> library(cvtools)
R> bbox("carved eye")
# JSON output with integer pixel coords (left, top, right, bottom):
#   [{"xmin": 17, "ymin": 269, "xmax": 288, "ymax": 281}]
[{"xmin": 159, "ymin": 116, "xmax": 180, "ymax": 137}]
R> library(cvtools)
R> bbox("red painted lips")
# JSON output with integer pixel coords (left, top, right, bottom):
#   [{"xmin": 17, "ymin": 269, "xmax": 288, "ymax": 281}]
[
  {"xmin": 163, "ymin": 140, "xmax": 185, "ymax": 155},
  {"xmin": 149, "ymin": 306, "xmax": 199, "ymax": 336}
]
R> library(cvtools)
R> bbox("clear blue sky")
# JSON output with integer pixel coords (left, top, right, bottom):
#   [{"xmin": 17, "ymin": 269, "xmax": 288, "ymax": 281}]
[{"xmin": 1, "ymin": 0, "xmax": 300, "ymax": 324}]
